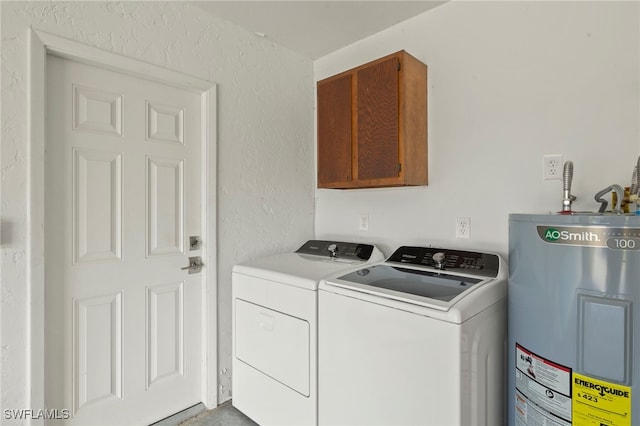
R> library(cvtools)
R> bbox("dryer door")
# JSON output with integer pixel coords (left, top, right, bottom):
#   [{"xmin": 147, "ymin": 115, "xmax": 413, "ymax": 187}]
[{"xmin": 235, "ymin": 299, "xmax": 310, "ymax": 396}]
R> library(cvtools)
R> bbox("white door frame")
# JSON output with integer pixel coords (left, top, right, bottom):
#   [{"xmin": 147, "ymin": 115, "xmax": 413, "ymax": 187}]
[{"xmin": 28, "ymin": 28, "xmax": 218, "ymax": 414}]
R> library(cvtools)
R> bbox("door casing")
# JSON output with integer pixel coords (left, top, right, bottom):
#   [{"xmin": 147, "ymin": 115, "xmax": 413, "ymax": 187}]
[{"xmin": 28, "ymin": 28, "xmax": 218, "ymax": 414}]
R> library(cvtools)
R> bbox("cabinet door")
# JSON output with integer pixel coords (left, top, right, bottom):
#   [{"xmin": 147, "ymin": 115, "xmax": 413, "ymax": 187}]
[
  {"xmin": 357, "ymin": 57, "xmax": 399, "ymax": 181},
  {"xmin": 317, "ymin": 74, "xmax": 353, "ymax": 187}
]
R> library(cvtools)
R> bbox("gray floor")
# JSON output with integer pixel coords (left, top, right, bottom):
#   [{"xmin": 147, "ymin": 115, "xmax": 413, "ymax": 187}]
[{"xmin": 179, "ymin": 402, "xmax": 257, "ymax": 426}]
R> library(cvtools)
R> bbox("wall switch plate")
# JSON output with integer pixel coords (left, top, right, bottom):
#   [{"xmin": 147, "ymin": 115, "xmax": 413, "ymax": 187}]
[
  {"xmin": 359, "ymin": 214, "xmax": 369, "ymax": 231},
  {"xmin": 456, "ymin": 217, "xmax": 471, "ymax": 239},
  {"xmin": 543, "ymin": 154, "xmax": 564, "ymax": 180}
]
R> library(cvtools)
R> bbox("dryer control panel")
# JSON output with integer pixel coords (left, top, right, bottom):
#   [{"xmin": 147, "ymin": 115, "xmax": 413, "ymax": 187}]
[
  {"xmin": 387, "ymin": 246, "xmax": 500, "ymax": 278},
  {"xmin": 296, "ymin": 240, "xmax": 375, "ymax": 261}
]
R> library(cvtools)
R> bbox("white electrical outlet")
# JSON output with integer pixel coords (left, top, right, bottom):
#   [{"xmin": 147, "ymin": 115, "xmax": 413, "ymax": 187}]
[
  {"xmin": 456, "ymin": 217, "xmax": 471, "ymax": 239},
  {"xmin": 359, "ymin": 214, "xmax": 369, "ymax": 231},
  {"xmin": 543, "ymin": 154, "xmax": 564, "ymax": 180}
]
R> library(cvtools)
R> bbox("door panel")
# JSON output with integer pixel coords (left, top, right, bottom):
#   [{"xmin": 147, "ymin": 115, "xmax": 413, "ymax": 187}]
[
  {"xmin": 146, "ymin": 156, "xmax": 184, "ymax": 256},
  {"xmin": 72, "ymin": 84, "xmax": 123, "ymax": 135},
  {"xmin": 74, "ymin": 292, "xmax": 123, "ymax": 410},
  {"xmin": 73, "ymin": 148, "xmax": 123, "ymax": 263},
  {"xmin": 146, "ymin": 282, "xmax": 184, "ymax": 388},
  {"xmin": 46, "ymin": 54, "xmax": 203, "ymax": 425},
  {"xmin": 146, "ymin": 102, "xmax": 184, "ymax": 144}
]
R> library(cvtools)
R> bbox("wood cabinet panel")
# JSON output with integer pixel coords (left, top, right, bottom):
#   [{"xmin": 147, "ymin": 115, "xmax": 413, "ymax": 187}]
[
  {"xmin": 317, "ymin": 51, "xmax": 427, "ymax": 189},
  {"xmin": 317, "ymin": 74, "xmax": 353, "ymax": 186},
  {"xmin": 357, "ymin": 57, "xmax": 399, "ymax": 181}
]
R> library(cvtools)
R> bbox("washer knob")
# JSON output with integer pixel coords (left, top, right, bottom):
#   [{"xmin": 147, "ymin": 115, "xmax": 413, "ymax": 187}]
[{"xmin": 432, "ymin": 252, "xmax": 446, "ymax": 270}]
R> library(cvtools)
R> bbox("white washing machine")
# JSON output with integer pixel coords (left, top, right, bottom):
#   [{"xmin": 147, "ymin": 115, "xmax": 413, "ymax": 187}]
[
  {"xmin": 232, "ymin": 240, "xmax": 384, "ymax": 426},
  {"xmin": 318, "ymin": 245, "xmax": 507, "ymax": 426}
]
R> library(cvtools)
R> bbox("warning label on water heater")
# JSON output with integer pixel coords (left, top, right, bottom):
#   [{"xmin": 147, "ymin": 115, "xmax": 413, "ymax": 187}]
[
  {"xmin": 515, "ymin": 344, "xmax": 572, "ymax": 426},
  {"xmin": 572, "ymin": 373, "xmax": 631, "ymax": 426}
]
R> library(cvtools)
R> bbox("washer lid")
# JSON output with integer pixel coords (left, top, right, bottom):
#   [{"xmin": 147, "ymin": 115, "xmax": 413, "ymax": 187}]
[
  {"xmin": 320, "ymin": 245, "xmax": 506, "ymax": 318},
  {"xmin": 337, "ymin": 264, "xmax": 482, "ymax": 302}
]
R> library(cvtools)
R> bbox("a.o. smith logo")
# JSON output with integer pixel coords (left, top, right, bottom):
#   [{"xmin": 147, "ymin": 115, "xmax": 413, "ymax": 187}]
[
  {"xmin": 536, "ymin": 226, "xmax": 605, "ymax": 247},
  {"xmin": 542, "ymin": 227, "xmax": 600, "ymax": 242}
]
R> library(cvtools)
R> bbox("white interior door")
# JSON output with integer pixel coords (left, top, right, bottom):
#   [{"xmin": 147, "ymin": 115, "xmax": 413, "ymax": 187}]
[{"xmin": 45, "ymin": 54, "xmax": 204, "ymax": 425}]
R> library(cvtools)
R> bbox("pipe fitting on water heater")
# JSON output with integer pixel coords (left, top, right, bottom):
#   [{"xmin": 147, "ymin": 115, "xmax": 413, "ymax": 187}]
[
  {"xmin": 555, "ymin": 156, "xmax": 640, "ymax": 215},
  {"xmin": 560, "ymin": 161, "xmax": 576, "ymax": 214},
  {"xmin": 629, "ymin": 156, "xmax": 640, "ymax": 215}
]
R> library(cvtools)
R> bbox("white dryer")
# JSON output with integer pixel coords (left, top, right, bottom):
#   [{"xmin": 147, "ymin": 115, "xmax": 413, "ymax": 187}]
[
  {"xmin": 318, "ymin": 245, "xmax": 507, "ymax": 426},
  {"xmin": 232, "ymin": 240, "xmax": 384, "ymax": 426}
]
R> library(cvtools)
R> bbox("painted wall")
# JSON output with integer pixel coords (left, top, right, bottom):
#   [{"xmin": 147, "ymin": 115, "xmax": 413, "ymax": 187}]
[
  {"xmin": 0, "ymin": 0, "xmax": 314, "ymax": 413},
  {"xmin": 315, "ymin": 1, "xmax": 640, "ymax": 257}
]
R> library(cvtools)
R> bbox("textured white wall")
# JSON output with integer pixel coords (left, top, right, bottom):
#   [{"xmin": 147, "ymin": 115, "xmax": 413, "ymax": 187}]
[
  {"xmin": 0, "ymin": 1, "xmax": 314, "ymax": 412},
  {"xmin": 314, "ymin": 1, "xmax": 640, "ymax": 257}
]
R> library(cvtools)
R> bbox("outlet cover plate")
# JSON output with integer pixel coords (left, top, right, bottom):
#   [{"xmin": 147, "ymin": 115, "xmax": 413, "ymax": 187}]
[
  {"xmin": 359, "ymin": 214, "xmax": 369, "ymax": 231},
  {"xmin": 456, "ymin": 216, "xmax": 471, "ymax": 239},
  {"xmin": 543, "ymin": 154, "xmax": 564, "ymax": 180}
]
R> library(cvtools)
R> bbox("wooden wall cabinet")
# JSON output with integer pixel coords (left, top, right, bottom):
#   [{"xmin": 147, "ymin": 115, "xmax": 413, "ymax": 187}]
[{"xmin": 317, "ymin": 50, "xmax": 427, "ymax": 189}]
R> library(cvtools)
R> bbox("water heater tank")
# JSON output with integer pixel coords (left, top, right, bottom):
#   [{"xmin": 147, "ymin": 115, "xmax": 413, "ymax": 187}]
[{"xmin": 508, "ymin": 213, "xmax": 640, "ymax": 426}]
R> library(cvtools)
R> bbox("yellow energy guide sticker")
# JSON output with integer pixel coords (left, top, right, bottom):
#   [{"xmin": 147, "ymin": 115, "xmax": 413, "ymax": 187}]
[{"xmin": 572, "ymin": 372, "xmax": 631, "ymax": 426}]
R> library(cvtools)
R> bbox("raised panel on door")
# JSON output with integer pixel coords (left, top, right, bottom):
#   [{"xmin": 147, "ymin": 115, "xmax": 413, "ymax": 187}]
[
  {"xmin": 146, "ymin": 156, "xmax": 184, "ymax": 257},
  {"xmin": 356, "ymin": 57, "xmax": 400, "ymax": 181},
  {"xmin": 73, "ymin": 149, "xmax": 123, "ymax": 263},
  {"xmin": 74, "ymin": 292, "xmax": 123, "ymax": 412},
  {"xmin": 317, "ymin": 74, "xmax": 353, "ymax": 187},
  {"xmin": 146, "ymin": 101, "xmax": 184, "ymax": 144},
  {"xmin": 146, "ymin": 282, "xmax": 184, "ymax": 388},
  {"xmin": 73, "ymin": 84, "xmax": 123, "ymax": 136}
]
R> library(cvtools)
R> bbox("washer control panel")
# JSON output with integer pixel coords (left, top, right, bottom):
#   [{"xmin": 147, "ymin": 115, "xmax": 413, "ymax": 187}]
[
  {"xmin": 387, "ymin": 246, "xmax": 500, "ymax": 278},
  {"xmin": 295, "ymin": 240, "xmax": 375, "ymax": 261}
]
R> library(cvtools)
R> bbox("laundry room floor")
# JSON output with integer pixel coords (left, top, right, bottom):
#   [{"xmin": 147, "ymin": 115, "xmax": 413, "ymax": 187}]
[{"xmin": 179, "ymin": 401, "xmax": 257, "ymax": 426}]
